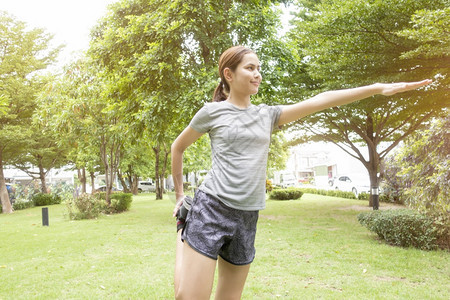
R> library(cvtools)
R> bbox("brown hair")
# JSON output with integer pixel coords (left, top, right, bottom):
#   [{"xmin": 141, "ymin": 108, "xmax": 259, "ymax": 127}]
[{"xmin": 212, "ymin": 46, "xmax": 255, "ymax": 102}]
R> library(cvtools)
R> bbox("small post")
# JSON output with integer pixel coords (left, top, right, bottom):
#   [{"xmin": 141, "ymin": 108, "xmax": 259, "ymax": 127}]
[
  {"xmin": 42, "ymin": 207, "xmax": 49, "ymax": 226},
  {"xmin": 372, "ymin": 187, "xmax": 379, "ymax": 210}
]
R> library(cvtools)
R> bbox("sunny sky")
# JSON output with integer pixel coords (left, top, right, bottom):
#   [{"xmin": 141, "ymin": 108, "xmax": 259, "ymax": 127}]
[{"xmin": 0, "ymin": 0, "xmax": 116, "ymax": 66}]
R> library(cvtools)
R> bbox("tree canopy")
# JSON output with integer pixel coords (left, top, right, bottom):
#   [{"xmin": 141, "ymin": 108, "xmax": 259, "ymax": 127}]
[
  {"xmin": 0, "ymin": 11, "xmax": 60, "ymax": 213},
  {"xmin": 286, "ymin": 0, "xmax": 449, "ymax": 207},
  {"xmin": 88, "ymin": 0, "xmax": 293, "ymax": 198}
]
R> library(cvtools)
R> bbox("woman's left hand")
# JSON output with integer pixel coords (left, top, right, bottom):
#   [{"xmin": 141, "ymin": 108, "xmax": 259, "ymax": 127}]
[{"xmin": 377, "ymin": 79, "xmax": 432, "ymax": 96}]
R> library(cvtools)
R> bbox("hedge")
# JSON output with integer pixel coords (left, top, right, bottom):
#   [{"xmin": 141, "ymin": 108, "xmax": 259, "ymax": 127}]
[
  {"xmin": 270, "ymin": 188, "xmax": 303, "ymax": 200},
  {"xmin": 109, "ymin": 193, "xmax": 133, "ymax": 213},
  {"xmin": 357, "ymin": 209, "xmax": 446, "ymax": 251},
  {"xmin": 298, "ymin": 188, "xmax": 356, "ymax": 199},
  {"xmin": 32, "ymin": 193, "xmax": 62, "ymax": 206}
]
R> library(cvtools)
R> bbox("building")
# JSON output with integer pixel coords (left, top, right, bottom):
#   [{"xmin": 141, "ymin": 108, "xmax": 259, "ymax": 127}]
[{"xmin": 276, "ymin": 142, "xmax": 370, "ymax": 189}]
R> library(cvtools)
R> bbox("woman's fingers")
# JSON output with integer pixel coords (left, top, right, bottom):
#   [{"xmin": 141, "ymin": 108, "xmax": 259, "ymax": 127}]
[{"xmin": 380, "ymin": 79, "xmax": 432, "ymax": 96}]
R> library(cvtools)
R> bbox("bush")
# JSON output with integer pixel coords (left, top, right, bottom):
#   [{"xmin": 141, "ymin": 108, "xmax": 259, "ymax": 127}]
[
  {"xmin": 108, "ymin": 193, "xmax": 133, "ymax": 213},
  {"xmin": 326, "ymin": 190, "xmax": 357, "ymax": 199},
  {"xmin": 358, "ymin": 192, "xmax": 370, "ymax": 200},
  {"xmin": 32, "ymin": 193, "xmax": 62, "ymax": 206},
  {"xmin": 12, "ymin": 199, "xmax": 35, "ymax": 211},
  {"xmin": 66, "ymin": 193, "xmax": 106, "ymax": 220},
  {"xmin": 383, "ymin": 117, "xmax": 450, "ymax": 217},
  {"xmin": 270, "ymin": 188, "xmax": 303, "ymax": 200},
  {"xmin": 67, "ymin": 192, "xmax": 133, "ymax": 219},
  {"xmin": 357, "ymin": 209, "xmax": 445, "ymax": 250},
  {"xmin": 266, "ymin": 179, "xmax": 273, "ymax": 193},
  {"xmin": 298, "ymin": 188, "xmax": 358, "ymax": 200}
]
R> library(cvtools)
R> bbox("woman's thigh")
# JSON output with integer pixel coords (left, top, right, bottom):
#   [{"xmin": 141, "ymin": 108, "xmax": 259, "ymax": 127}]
[
  {"xmin": 215, "ymin": 257, "xmax": 251, "ymax": 300},
  {"xmin": 175, "ymin": 243, "xmax": 217, "ymax": 300}
]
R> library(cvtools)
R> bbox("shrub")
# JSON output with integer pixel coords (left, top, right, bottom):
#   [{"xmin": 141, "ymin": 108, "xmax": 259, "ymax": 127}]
[
  {"xmin": 358, "ymin": 192, "xmax": 370, "ymax": 200},
  {"xmin": 66, "ymin": 193, "xmax": 106, "ymax": 220},
  {"xmin": 12, "ymin": 199, "xmax": 34, "ymax": 211},
  {"xmin": 32, "ymin": 193, "xmax": 62, "ymax": 206},
  {"xmin": 266, "ymin": 179, "xmax": 273, "ymax": 193},
  {"xmin": 96, "ymin": 192, "xmax": 107, "ymax": 200},
  {"xmin": 270, "ymin": 188, "xmax": 303, "ymax": 200},
  {"xmin": 298, "ymin": 188, "xmax": 359, "ymax": 200},
  {"xmin": 326, "ymin": 190, "xmax": 357, "ymax": 199},
  {"xmin": 358, "ymin": 209, "xmax": 444, "ymax": 250},
  {"xmin": 384, "ymin": 117, "xmax": 450, "ymax": 217},
  {"xmin": 108, "ymin": 193, "xmax": 133, "ymax": 213},
  {"xmin": 183, "ymin": 182, "xmax": 190, "ymax": 190}
]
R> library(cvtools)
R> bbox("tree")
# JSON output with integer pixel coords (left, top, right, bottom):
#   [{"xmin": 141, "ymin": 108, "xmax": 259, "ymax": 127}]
[
  {"xmin": 118, "ymin": 136, "xmax": 156, "ymax": 194},
  {"xmin": 0, "ymin": 12, "xmax": 60, "ymax": 213},
  {"xmin": 11, "ymin": 127, "xmax": 69, "ymax": 194},
  {"xmin": 89, "ymin": 0, "xmax": 294, "ymax": 199},
  {"xmin": 286, "ymin": 0, "xmax": 449, "ymax": 208},
  {"xmin": 38, "ymin": 59, "xmax": 128, "ymax": 204},
  {"xmin": 183, "ymin": 135, "xmax": 212, "ymax": 187},
  {"xmin": 267, "ymin": 132, "xmax": 290, "ymax": 178},
  {"xmin": 9, "ymin": 76, "xmax": 70, "ymax": 194},
  {"xmin": 392, "ymin": 116, "xmax": 449, "ymax": 223}
]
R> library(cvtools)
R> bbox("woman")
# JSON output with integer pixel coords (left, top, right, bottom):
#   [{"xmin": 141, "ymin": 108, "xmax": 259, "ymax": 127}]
[{"xmin": 171, "ymin": 45, "xmax": 430, "ymax": 299}]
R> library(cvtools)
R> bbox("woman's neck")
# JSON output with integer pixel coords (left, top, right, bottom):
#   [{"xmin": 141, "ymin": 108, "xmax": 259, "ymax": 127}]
[{"xmin": 226, "ymin": 94, "xmax": 251, "ymax": 109}]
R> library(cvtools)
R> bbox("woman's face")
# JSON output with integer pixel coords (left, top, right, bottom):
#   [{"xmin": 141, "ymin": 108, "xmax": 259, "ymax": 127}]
[{"xmin": 226, "ymin": 53, "xmax": 262, "ymax": 96}]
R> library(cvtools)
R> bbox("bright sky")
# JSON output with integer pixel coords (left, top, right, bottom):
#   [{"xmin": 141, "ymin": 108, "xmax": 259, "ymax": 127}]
[
  {"xmin": 1, "ymin": 0, "xmax": 294, "ymax": 69},
  {"xmin": 0, "ymin": 0, "xmax": 116, "ymax": 67}
]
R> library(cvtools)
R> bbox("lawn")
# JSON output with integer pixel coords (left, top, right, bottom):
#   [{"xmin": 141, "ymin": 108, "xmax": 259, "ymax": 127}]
[{"xmin": 0, "ymin": 193, "xmax": 448, "ymax": 299}]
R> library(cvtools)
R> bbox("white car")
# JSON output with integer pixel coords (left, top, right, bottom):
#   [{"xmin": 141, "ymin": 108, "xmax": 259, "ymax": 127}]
[
  {"xmin": 333, "ymin": 175, "xmax": 370, "ymax": 196},
  {"xmin": 138, "ymin": 181, "xmax": 156, "ymax": 193},
  {"xmin": 281, "ymin": 174, "xmax": 297, "ymax": 188}
]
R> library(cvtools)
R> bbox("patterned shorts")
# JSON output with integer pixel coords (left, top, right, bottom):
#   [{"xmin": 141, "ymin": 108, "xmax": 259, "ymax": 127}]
[{"xmin": 182, "ymin": 190, "xmax": 259, "ymax": 265}]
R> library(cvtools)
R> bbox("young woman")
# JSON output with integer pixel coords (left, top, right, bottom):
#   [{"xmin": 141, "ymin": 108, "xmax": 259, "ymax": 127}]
[{"xmin": 171, "ymin": 45, "xmax": 431, "ymax": 299}]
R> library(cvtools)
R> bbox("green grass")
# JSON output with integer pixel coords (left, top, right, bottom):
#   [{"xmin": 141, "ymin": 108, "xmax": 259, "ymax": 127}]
[{"xmin": 0, "ymin": 193, "xmax": 448, "ymax": 299}]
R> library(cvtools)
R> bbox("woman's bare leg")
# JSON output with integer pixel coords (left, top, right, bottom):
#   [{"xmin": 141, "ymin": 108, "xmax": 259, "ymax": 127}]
[
  {"xmin": 175, "ymin": 237, "xmax": 216, "ymax": 300},
  {"xmin": 214, "ymin": 257, "xmax": 251, "ymax": 300},
  {"xmin": 174, "ymin": 230, "xmax": 184, "ymax": 295}
]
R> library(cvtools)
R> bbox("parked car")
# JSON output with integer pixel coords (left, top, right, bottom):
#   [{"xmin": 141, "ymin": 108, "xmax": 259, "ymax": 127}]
[
  {"xmin": 332, "ymin": 175, "xmax": 370, "ymax": 196},
  {"xmin": 280, "ymin": 173, "xmax": 297, "ymax": 188},
  {"xmin": 138, "ymin": 181, "xmax": 156, "ymax": 193}
]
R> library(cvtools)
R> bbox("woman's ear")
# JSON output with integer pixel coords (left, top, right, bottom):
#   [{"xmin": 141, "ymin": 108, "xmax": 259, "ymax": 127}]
[{"xmin": 223, "ymin": 68, "xmax": 233, "ymax": 82}]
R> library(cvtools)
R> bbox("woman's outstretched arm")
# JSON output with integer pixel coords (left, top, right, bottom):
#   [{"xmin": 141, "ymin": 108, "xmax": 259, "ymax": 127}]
[{"xmin": 278, "ymin": 79, "xmax": 432, "ymax": 126}]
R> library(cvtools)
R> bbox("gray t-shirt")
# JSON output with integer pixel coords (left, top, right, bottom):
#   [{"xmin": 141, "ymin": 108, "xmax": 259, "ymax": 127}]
[{"xmin": 189, "ymin": 101, "xmax": 282, "ymax": 211}]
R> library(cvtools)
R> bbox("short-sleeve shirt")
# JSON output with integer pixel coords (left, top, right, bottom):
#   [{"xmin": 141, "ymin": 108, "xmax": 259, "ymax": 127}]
[{"xmin": 189, "ymin": 101, "xmax": 282, "ymax": 211}]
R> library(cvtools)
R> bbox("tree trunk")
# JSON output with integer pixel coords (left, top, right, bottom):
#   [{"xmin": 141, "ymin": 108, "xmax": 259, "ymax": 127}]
[
  {"xmin": 126, "ymin": 164, "xmax": 139, "ymax": 195},
  {"xmin": 77, "ymin": 168, "xmax": 87, "ymax": 194},
  {"xmin": 90, "ymin": 171, "xmax": 95, "ymax": 195},
  {"xmin": 0, "ymin": 149, "xmax": 12, "ymax": 213},
  {"xmin": 104, "ymin": 162, "xmax": 111, "ymax": 205},
  {"xmin": 100, "ymin": 136, "xmax": 111, "ymax": 205},
  {"xmin": 366, "ymin": 115, "xmax": 380, "ymax": 210},
  {"xmin": 160, "ymin": 147, "xmax": 169, "ymax": 193},
  {"xmin": 38, "ymin": 162, "xmax": 48, "ymax": 194},
  {"xmin": 153, "ymin": 145, "xmax": 163, "ymax": 199},
  {"xmin": 367, "ymin": 165, "xmax": 379, "ymax": 209},
  {"xmin": 131, "ymin": 174, "xmax": 138, "ymax": 195},
  {"xmin": 118, "ymin": 171, "xmax": 130, "ymax": 193}
]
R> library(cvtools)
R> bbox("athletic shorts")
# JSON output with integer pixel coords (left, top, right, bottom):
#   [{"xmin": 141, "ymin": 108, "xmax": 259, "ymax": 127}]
[{"xmin": 182, "ymin": 190, "xmax": 259, "ymax": 265}]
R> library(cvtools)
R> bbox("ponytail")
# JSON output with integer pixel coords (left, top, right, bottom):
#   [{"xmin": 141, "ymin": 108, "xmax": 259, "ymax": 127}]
[{"xmin": 212, "ymin": 80, "xmax": 228, "ymax": 102}]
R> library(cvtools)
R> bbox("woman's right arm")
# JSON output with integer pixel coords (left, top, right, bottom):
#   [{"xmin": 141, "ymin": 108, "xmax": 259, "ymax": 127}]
[{"xmin": 171, "ymin": 126, "xmax": 204, "ymax": 216}]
